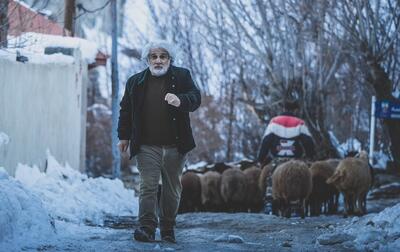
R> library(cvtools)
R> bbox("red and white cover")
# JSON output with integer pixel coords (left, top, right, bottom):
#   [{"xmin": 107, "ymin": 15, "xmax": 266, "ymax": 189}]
[{"xmin": 263, "ymin": 115, "xmax": 311, "ymax": 138}]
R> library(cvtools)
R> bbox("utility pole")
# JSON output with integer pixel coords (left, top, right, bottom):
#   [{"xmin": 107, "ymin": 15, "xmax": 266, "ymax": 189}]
[
  {"xmin": 226, "ymin": 79, "xmax": 236, "ymax": 161},
  {"xmin": 64, "ymin": 0, "xmax": 75, "ymax": 36},
  {"xmin": 111, "ymin": 0, "xmax": 120, "ymax": 179}
]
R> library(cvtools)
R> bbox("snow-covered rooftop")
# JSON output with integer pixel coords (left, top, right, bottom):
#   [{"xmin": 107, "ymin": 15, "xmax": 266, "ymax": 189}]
[{"xmin": 5, "ymin": 32, "xmax": 99, "ymax": 64}]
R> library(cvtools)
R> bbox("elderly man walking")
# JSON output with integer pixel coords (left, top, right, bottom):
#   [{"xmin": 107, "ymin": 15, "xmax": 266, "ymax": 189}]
[{"xmin": 118, "ymin": 40, "xmax": 201, "ymax": 243}]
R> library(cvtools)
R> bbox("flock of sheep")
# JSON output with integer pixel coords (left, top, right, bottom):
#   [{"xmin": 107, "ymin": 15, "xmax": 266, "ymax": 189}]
[{"xmin": 178, "ymin": 151, "xmax": 373, "ymax": 219}]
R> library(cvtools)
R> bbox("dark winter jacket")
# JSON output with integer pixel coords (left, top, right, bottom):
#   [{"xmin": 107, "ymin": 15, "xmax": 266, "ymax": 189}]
[
  {"xmin": 257, "ymin": 112, "xmax": 315, "ymax": 165},
  {"xmin": 118, "ymin": 65, "xmax": 201, "ymax": 158}
]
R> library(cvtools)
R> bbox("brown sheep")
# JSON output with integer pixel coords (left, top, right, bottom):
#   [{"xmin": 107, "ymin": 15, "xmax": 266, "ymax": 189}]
[
  {"xmin": 243, "ymin": 166, "xmax": 263, "ymax": 212},
  {"xmin": 272, "ymin": 160, "xmax": 313, "ymax": 218},
  {"xmin": 326, "ymin": 151, "xmax": 371, "ymax": 217},
  {"xmin": 220, "ymin": 168, "xmax": 248, "ymax": 212},
  {"xmin": 178, "ymin": 171, "xmax": 202, "ymax": 214},
  {"xmin": 307, "ymin": 159, "xmax": 340, "ymax": 216},
  {"xmin": 258, "ymin": 158, "xmax": 292, "ymax": 203},
  {"xmin": 200, "ymin": 171, "xmax": 223, "ymax": 212}
]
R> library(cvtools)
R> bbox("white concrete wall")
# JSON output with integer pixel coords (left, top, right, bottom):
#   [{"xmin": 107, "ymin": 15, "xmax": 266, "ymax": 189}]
[{"xmin": 0, "ymin": 51, "xmax": 87, "ymax": 176}]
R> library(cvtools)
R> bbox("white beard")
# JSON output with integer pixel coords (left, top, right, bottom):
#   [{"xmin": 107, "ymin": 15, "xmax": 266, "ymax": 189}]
[{"xmin": 149, "ymin": 64, "xmax": 169, "ymax": 77}]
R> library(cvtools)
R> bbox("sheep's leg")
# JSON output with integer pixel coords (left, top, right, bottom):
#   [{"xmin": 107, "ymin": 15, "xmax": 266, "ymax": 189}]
[
  {"xmin": 317, "ymin": 200, "xmax": 321, "ymax": 216},
  {"xmin": 309, "ymin": 200, "xmax": 314, "ymax": 216},
  {"xmin": 349, "ymin": 193, "xmax": 355, "ymax": 215},
  {"xmin": 327, "ymin": 195, "xmax": 335, "ymax": 214},
  {"xmin": 358, "ymin": 193, "xmax": 367, "ymax": 214},
  {"xmin": 278, "ymin": 199, "xmax": 287, "ymax": 217},
  {"xmin": 317, "ymin": 199, "xmax": 326, "ymax": 216},
  {"xmin": 357, "ymin": 192, "xmax": 367, "ymax": 215},
  {"xmin": 283, "ymin": 200, "xmax": 291, "ymax": 218},
  {"xmin": 312, "ymin": 200, "xmax": 317, "ymax": 216},
  {"xmin": 305, "ymin": 199, "xmax": 310, "ymax": 217},
  {"xmin": 272, "ymin": 199, "xmax": 279, "ymax": 216},
  {"xmin": 334, "ymin": 193, "xmax": 339, "ymax": 213},
  {"xmin": 362, "ymin": 192, "xmax": 367, "ymax": 214},
  {"xmin": 300, "ymin": 199, "xmax": 306, "ymax": 219},
  {"xmin": 343, "ymin": 193, "xmax": 350, "ymax": 218}
]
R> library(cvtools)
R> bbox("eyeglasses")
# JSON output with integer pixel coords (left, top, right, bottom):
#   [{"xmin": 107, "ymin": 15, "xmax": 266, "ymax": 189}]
[{"xmin": 149, "ymin": 53, "xmax": 170, "ymax": 61}]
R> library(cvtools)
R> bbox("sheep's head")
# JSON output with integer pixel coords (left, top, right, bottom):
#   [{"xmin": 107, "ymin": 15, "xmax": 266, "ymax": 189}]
[
  {"xmin": 356, "ymin": 150, "xmax": 368, "ymax": 161},
  {"xmin": 326, "ymin": 169, "xmax": 345, "ymax": 185}
]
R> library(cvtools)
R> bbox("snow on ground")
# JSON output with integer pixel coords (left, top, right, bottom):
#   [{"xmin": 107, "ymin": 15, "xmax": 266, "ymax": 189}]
[
  {"xmin": 0, "ymin": 167, "xmax": 56, "ymax": 252},
  {"xmin": 317, "ymin": 202, "xmax": 400, "ymax": 251},
  {"xmin": 14, "ymin": 151, "xmax": 138, "ymax": 225},
  {"xmin": 0, "ymin": 152, "xmax": 138, "ymax": 251}
]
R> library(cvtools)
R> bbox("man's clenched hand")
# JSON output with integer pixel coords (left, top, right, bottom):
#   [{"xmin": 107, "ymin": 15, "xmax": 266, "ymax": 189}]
[{"xmin": 165, "ymin": 93, "xmax": 181, "ymax": 107}]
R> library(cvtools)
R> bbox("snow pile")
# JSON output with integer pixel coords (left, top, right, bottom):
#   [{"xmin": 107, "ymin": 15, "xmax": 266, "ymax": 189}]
[
  {"xmin": 393, "ymin": 88, "xmax": 400, "ymax": 99},
  {"xmin": 0, "ymin": 132, "xmax": 10, "ymax": 146},
  {"xmin": 337, "ymin": 138, "xmax": 362, "ymax": 157},
  {"xmin": 186, "ymin": 161, "xmax": 208, "ymax": 171},
  {"xmin": 7, "ymin": 32, "xmax": 98, "ymax": 64},
  {"xmin": 373, "ymin": 148, "xmax": 390, "ymax": 169},
  {"xmin": 87, "ymin": 103, "xmax": 112, "ymax": 118},
  {"xmin": 328, "ymin": 132, "xmax": 389, "ymax": 168},
  {"xmin": 317, "ymin": 203, "xmax": 400, "ymax": 251},
  {"xmin": 14, "ymin": 152, "xmax": 138, "ymax": 226},
  {"xmin": 0, "ymin": 47, "xmax": 74, "ymax": 65},
  {"xmin": 0, "ymin": 168, "xmax": 56, "ymax": 251}
]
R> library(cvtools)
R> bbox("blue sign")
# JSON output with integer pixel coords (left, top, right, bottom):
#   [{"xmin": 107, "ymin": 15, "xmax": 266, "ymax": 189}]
[{"xmin": 375, "ymin": 100, "xmax": 400, "ymax": 119}]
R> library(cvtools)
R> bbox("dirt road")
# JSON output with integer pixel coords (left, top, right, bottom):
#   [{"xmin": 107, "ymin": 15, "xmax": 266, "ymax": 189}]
[{"xmin": 33, "ymin": 196, "xmax": 399, "ymax": 252}]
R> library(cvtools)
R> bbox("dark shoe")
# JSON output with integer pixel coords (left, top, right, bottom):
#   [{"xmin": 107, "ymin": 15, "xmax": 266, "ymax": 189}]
[
  {"xmin": 161, "ymin": 229, "xmax": 176, "ymax": 243},
  {"xmin": 133, "ymin": 227, "xmax": 155, "ymax": 242}
]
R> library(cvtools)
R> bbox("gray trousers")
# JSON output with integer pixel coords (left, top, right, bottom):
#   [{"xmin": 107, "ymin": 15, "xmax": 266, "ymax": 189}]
[{"xmin": 136, "ymin": 145, "xmax": 186, "ymax": 231}]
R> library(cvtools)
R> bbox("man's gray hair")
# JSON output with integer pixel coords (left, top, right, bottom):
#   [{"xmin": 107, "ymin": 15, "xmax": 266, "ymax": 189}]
[{"xmin": 141, "ymin": 40, "xmax": 177, "ymax": 64}]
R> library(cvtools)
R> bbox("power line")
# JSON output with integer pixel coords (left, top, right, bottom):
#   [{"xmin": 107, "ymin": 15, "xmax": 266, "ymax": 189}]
[{"xmin": 75, "ymin": 0, "xmax": 111, "ymax": 19}]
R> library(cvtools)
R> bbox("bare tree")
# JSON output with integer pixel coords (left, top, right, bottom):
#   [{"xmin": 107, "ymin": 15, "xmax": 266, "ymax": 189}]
[
  {"xmin": 0, "ymin": 0, "xmax": 9, "ymax": 47},
  {"xmin": 141, "ymin": 0, "xmax": 399, "ymax": 163},
  {"xmin": 329, "ymin": 0, "xmax": 400, "ymax": 166}
]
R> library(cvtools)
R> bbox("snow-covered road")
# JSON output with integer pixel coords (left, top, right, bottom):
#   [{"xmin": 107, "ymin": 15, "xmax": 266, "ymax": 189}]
[
  {"xmin": 15, "ymin": 198, "xmax": 399, "ymax": 252},
  {"xmin": 1, "ymin": 154, "xmax": 399, "ymax": 251}
]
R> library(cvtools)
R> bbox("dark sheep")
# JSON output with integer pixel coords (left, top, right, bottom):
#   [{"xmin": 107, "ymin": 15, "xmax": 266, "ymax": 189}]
[
  {"xmin": 243, "ymin": 166, "xmax": 263, "ymax": 212},
  {"xmin": 178, "ymin": 171, "xmax": 202, "ymax": 213},
  {"xmin": 220, "ymin": 168, "xmax": 248, "ymax": 212},
  {"xmin": 307, "ymin": 159, "xmax": 340, "ymax": 216},
  {"xmin": 200, "ymin": 171, "xmax": 223, "ymax": 212}
]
